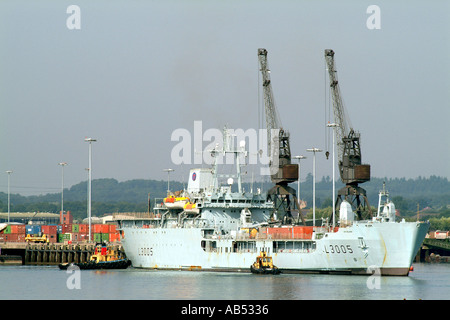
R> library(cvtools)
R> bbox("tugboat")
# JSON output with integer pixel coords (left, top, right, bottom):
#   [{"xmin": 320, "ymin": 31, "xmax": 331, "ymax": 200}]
[
  {"xmin": 59, "ymin": 243, "xmax": 131, "ymax": 270},
  {"xmin": 250, "ymin": 251, "xmax": 281, "ymax": 275}
]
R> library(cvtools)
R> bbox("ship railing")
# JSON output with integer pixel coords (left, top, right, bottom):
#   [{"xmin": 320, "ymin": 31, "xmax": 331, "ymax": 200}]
[
  {"xmin": 113, "ymin": 212, "xmax": 158, "ymax": 220},
  {"xmin": 233, "ymin": 232, "xmax": 315, "ymax": 240}
]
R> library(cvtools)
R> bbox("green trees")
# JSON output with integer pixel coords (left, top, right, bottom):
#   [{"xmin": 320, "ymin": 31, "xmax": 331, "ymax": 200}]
[{"xmin": 0, "ymin": 176, "xmax": 448, "ymax": 227}]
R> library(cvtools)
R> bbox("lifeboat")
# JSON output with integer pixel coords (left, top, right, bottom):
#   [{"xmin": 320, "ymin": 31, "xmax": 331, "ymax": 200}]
[
  {"xmin": 183, "ymin": 202, "xmax": 200, "ymax": 214},
  {"xmin": 164, "ymin": 195, "xmax": 190, "ymax": 209}
]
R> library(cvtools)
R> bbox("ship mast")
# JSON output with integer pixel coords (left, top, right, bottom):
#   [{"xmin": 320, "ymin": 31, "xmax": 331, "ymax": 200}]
[{"xmin": 209, "ymin": 126, "xmax": 247, "ymax": 193}]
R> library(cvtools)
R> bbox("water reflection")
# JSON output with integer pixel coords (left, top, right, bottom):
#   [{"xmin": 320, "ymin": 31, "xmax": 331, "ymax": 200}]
[{"xmin": 0, "ymin": 263, "xmax": 448, "ymax": 300}]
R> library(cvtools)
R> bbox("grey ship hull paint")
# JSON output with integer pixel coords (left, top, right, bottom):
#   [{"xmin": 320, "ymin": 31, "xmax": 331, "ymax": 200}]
[{"xmin": 121, "ymin": 220, "xmax": 429, "ymax": 276}]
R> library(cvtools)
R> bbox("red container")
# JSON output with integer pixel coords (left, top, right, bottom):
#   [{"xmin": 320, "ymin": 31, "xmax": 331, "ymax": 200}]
[
  {"xmin": 79, "ymin": 233, "xmax": 89, "ymax": 241},
  {"xmin": 4, "ymin": 234, "xmax": 18, "ymax": 242},
  {"xmin": 109, "ymin": 232, "xmax": 121, "ymax": 242},
  {"xmin": 46, "ymin": 233, "xmax": 57, "ymax": 243},
  {"xmin": 61, "ymin": 224, "xmax": 72, "ymax": 233},
  {"xmin": 108, "ymin": 224, "xmax": 116, "ymax": 233},
  {"xmin": 11, "ymin": 225, "xmax": 26, "ymax": 234},
  {"xmin": 42, "ymin": 225, "xmax": 57, "ymax": 234},
  {"xmin": 101, "ymin": 225, "xmax": 109, "ymax": 233},
  {"xmin": 93, "ymin": 224, "xmax": 102, "ymax": 233},
  {"xmin": 79, "ymin": 224, "xmax": 88, "ymax": 233}
]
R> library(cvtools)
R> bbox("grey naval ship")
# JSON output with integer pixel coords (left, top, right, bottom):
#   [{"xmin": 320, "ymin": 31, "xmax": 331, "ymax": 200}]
[{"xmin": 116, "ymin": 128, "xmax": 429, "ymax": 276}]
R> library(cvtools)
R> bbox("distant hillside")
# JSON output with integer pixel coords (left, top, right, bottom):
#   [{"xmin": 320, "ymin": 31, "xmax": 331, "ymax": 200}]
[{"xmin": 0, "ymin": 175, "xmax": 448, "ymax": 222}]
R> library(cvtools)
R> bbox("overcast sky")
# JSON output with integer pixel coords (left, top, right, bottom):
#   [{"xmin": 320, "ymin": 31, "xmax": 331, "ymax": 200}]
[{"xmin": 1, "ymin": 0, "xmax": 449, "ymax": 196}]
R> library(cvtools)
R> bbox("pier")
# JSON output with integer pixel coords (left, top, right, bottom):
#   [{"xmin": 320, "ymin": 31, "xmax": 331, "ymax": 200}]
[
  {"xmin": 0, "ymin": 242, "xmax": 125, "ymax": 265},
  {"xmin": 419, "ymin": 238, "xmax": 450, "ymax": 263}
]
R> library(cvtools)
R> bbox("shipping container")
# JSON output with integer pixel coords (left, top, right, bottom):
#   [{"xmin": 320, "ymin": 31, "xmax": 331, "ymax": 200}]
[
  {"xmin": 92, "ymin": 224, "xmax": 109, "ymax": 234},
  {"xmin": 266, "ymin": 226, "xmax": 314, "ymax": 240},
  {"xmin": 109, "ymin": 232, "xmax": 121, "ymax": 242},
  {"xmin": 72, "ymin": 224, "xmax": 79, "ymax": 233},
  {"xmin": 58, "ymin": 233, "xmax": 72, "ymax": 242},
  {"xmin": 94, "ymin": 233, "xmax": 102, "ymax": 243},
  {"xmin": 11, "ymin": 225, "xmax": 26, "ymax": 234},
  {"xmin": 3, "ymin": 225, "xmax": 11, "ymax": 234},
  {"xmin": 61, "ymin": 224, "xmax": 72, "ymax": 234},
  {"xmin": 108, "ymin": 224, "xmax": 116, "ymax": 233},
  {"xmin": 26, "ymin": 225, "xmax": 42, "ymax": 235},
  {"xmin": 78, "ymin": 233, "xmax": 89, "ymax": 241},
  {"xmin": 101, "ymin": 233, "xmax": 109, "ymax": 242},
  {"xmin": 79, "ymin": 224, "xmax": 88, "ymax": 233},
  {"xmin": 42, "ymin": 225, "xmax": 57, "ymax": 234},
  {"xmin": 436, "ymin": 231, "xmax": 449, "ymax": 240},
  {"xmin": 4, "ymin": 234, "xmax": 18, "ymax": 242},
  {"xmin": 47, "ymin": 233, "xmax": 57, "ymax": 243}
]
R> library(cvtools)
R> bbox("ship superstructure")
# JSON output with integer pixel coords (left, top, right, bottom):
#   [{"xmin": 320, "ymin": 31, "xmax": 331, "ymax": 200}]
[{"xmin": 116, "ymin": 128, "xmax": 429, "ymax": 276}]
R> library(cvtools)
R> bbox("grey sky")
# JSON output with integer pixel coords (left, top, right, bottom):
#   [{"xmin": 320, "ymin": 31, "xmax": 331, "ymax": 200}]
[{"xmin": 1, "ymin": 0, "xmax": 449, "ymax": 196}]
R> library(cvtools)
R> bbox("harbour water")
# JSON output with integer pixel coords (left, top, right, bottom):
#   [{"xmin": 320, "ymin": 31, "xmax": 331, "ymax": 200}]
[{"xmin": 0, "ymin": 263, "xmax": 448, "ymax": 300}]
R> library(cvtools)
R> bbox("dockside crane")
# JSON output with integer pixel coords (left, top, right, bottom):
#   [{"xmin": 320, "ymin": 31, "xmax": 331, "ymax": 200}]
[
  {"xmin": 258, "ymin": 48, "xmax": 305, "ymax": 225},
  {"xmin": 324, "ymin": 49, "xmax": 372, "ymax": 219}
]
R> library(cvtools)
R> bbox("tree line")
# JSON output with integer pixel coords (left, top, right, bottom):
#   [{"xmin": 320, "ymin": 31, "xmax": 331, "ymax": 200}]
[{"xmin": 0, "ymin": 175, "xmax": 448, "ymax": 226}]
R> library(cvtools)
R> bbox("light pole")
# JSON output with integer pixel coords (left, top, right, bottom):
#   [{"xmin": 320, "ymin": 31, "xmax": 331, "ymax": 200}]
[
  {"xmin": 306, "ymin": 148, "xmax": 323, "ymax": 227},
  {"xmin": 85, "ymin": 138, "xmax": 96, "ymax": 242},
  {"xmin": 292, "ymin": 155, "xmax": 306, "ymax": 210},
  {"xmin": 59, "ymin": 162, "xmax": 68, "ymax": 220},
  {"xmin": 163, "ymin": 169, "xmax": 175, "ymax": 194},
  {"xmin": 6, "ymin": 171, "xmax": 12, "ymax": 223},
  {"xmin": 327, "ymin": 123, "xmax": 338, "ymax": 230}
]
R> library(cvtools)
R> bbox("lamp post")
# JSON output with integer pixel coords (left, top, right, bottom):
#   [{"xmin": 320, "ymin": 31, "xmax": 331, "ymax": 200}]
[
  {"xmin": 327, "ymin": 123, "xmax": 338, "ymax": 230},
  {"xmin": 306, "ymin": 148, "xmax": 323, "ymax": 227},
  {"xmin": 59, "ymin": 162, "xmax": 68, "ymax": 220},
  {"xmin": 163, "ymin": 169, "xmax": 175, "ymax": 194},
  {"xmin": 292, "ymin": 155, "xmax": 306, "ymax": 210},
  {"xmin": 85, "ymin": 138, "xmax": 96, "ymax": 242},
  {"xmin": 5, "ymin": 171, "xmax": 12, "ymax": 223},
  {"xmin": 327, "ymin": 123, "xmax": 338, "ymax": 232}
]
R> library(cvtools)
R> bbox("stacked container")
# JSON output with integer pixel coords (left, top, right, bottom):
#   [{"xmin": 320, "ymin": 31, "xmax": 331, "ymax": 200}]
[
  {"xmin": 0, "ymin": 225, "xmax": 26, "ymax": 242},
  {"xmin": 41, "ymin": 225, "xmax": 58, "ymax": 243},
  {"xmin": 0, "ymin": 223, "xmax": 120, "ymax": 243},
  {"xmin": 265, "ymin": 226, "xmax": 314, "ymax": 240}
]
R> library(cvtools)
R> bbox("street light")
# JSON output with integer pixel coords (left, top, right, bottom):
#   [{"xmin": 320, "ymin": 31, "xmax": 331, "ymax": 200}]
[
  {"xmin": 5, "ymin": 170, "xmax": 12, "ymax": 223},
  {"xmin": 59, "ymin": 162, "xmax": 68, "ymax": 221},
  {"xmin": 292, "ymin": 155, "xmax": 306, "ymax": 212},
  {"xmin": 306, "ymin": 148, "xmax": 323, "ymax": 227},
  {"xmin": 85, "ymin": 138, "xmax": 97, "ymax": 242},
  {"xmin": 327, "ymin": 123, "xmax": 338, "ymax": 230},
  {"xmin": 163, "ymin": 169, "xmax": 175, "ymax": 194}
]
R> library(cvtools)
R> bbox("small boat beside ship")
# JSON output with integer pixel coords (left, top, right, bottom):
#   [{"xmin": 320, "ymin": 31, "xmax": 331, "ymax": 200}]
[
  {"xmin": 250, "ymin": 251, "xmax": 280, "ymax": 275},
  {"xmin": 58, "ymin": 243, "xmax": 130, "ymax": 270}
]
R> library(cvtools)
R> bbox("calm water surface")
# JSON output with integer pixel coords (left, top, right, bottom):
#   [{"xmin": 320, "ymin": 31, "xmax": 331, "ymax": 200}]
[{"xmin": 0, "ymin": 263, "xmax": 448, "ymax": 300}]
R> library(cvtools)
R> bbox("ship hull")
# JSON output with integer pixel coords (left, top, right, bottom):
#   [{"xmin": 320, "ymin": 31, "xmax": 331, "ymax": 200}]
[{"xmin": 121, "ymin": 220, "xmax": 429, "ymax": 276}]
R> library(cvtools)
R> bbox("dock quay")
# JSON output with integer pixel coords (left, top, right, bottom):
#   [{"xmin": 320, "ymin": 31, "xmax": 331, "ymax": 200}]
[{"xmin": 0, "ymin": 242, "xmax": 125, "ymax": 265}]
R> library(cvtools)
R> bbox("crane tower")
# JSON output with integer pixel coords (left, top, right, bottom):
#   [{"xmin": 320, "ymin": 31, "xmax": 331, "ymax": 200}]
[
  {"xmin": 324, "ymin": 49, "xmax": 372, "ymax": 219},
  {"xmin": 258, "ymin": 48, "xmax": 305, "ymax": 225}
]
